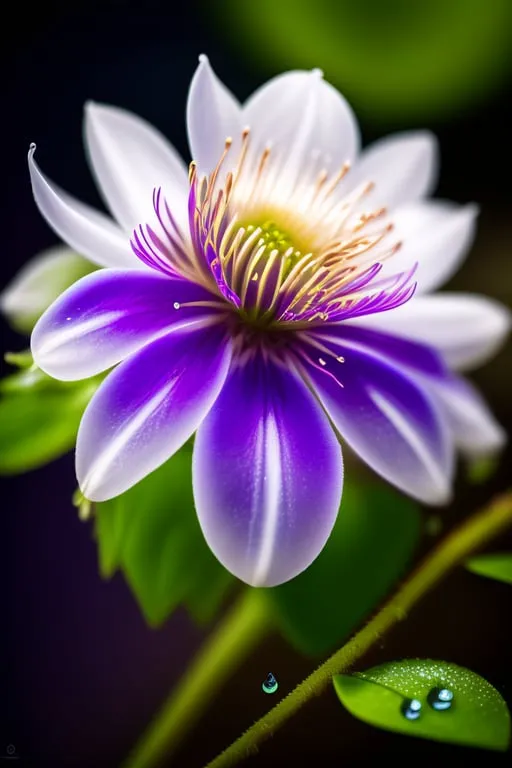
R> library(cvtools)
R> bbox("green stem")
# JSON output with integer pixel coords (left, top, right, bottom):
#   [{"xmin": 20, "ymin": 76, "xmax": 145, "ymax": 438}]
[
  {"xmin": 205, "ymin": 490, "xmax": 512, "ymax": 768},
  {"xmin": 124, "ymin": 589, "xmax": 272, "ymax": 768}
]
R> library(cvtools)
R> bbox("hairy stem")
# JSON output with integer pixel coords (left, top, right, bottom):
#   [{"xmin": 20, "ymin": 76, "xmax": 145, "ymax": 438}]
[
  {"xmin": 205, "ymin": 490, "xmax": 512, "ymax": 768},
  {"xmin": 124, "ymin": 589, "xmax": 272, "ymax": 768}
]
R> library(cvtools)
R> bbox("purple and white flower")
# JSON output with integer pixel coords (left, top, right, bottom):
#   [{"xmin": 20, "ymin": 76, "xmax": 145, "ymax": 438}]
[{"xmin": 28, "ymin": 57, "xmax": 509, "ymax": 586}]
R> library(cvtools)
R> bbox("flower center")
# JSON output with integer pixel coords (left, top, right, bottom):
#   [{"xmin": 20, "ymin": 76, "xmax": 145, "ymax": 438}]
[
  {"xmin": 133, "ymin": 130, "xmax": 414, "ymax": 332},
  {"xmin": 245, "ymin": 220, "xmax": 294, "ymax": 256},
  {"xmin": 237, "ymin": 218, "xmax": 308, "ymax": 281}
]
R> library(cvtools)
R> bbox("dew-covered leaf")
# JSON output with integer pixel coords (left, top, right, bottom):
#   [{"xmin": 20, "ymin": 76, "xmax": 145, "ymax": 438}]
[
  {"xmin": 95, "ymin": 447, "xmax": 234, "ymax": 627},
  {"xmin": 0, "ymin": 370, "xmax": 100, "ymax": 473},
  {"xmin": 267, "ymin": 481, "xmax": 421, "ymax": 656},
  {"xmin": 333, "ymin": 659, "xmax": 511, "ymax": 751},
  {"xmin": 466, "ymin": 553, "xmax": 512, "ymax": 585}
]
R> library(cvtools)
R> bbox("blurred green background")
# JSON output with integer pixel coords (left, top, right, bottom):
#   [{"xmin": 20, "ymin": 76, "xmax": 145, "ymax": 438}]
[{"xmin": 216, "ymin": 0, "xmax": 512, "ymax": 124}]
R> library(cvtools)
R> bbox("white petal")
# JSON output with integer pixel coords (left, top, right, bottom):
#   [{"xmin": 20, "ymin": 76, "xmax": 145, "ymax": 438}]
[
  {"xmin": 382, "ymin": 201, "xmax": 478, "ymax": 292},
  {"xmin": 186, "ymin": 55, "xmax": 242, "ymax": 176},
  {"xmin": 350, "ymin": 293, "xmax": 511, "ymax": 371},
  {"xmin": 0, "ymin": 246, "xmax": 94, "ymax": 332},
  {"xmin": 348, "ymin": 131, "xmax": 438, "ymax": 210},
  {"xmin": 84, "ymin": 102, "xmax": 189, "ymax": 234},
  {"xmin": 243, "ymin": 69, "xmax": 359, "ymax": 178},
  {"xmin": 28, "ymin": 146, "xmax": 135, "ymax": 268},
  {"xmin": 431, "ymin": 376, "xmax": 506, "ymax": 457}
]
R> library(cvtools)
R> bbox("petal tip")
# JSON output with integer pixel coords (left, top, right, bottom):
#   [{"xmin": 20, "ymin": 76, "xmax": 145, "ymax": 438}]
[
  {"xmin": 426, "ymin": 483, "xmax": 453, "ymax": 507},
  {"xmin": 84, "ymin": 100, "xmax": 98, "ymax": 116},
  {"xmin": 489, "ymin": 300, "xmax": 512, "ymax": 338},
  {"xmin": 413, "ymin": 128, "xmax": 438, "ymax": 147},
  {"xmin": 405, "ymin": 129, "xmax": 439, "ymax": 163},
  {"xmin": 193, "ymin": 54, "xmax": 216, "ymax": 85},
  {"xmin": 477, "ymin": 427, "xmax": 508, "ymax": 456},
  {"xmin": 85, "ymin": 99, "xmax": 112, "ymax": 116},
  {"xmin": 78, "ymin": 478, "xmax": 103, "ymax": 503},
  {"xmin": 29, "ymin": 334, "xmax": 47, "ymax": 377},
  {"xmin": 84, "ymin": 100, "xmax": 113, "ymax": 126},
  {"xmin": 0, "ymin": 285, "xmax": 13, "ymax": 315}
]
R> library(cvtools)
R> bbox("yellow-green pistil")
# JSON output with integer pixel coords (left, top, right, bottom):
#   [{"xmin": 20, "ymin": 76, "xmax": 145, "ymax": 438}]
[
  {"xmin": 246, "ymin": 220, "xmax": 302, "ymax": 268},
  {"xmin": 230, "ymin": 218, "xmax": 313, "ymax": 326}
]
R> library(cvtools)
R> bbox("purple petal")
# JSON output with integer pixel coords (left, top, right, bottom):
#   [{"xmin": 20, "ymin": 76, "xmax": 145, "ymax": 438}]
[
  {"xmin": 192, "ymin": 355, "xmax": 343, "ymax": 587},
  {"xmin": 297, "ymin": 335, "xmax": 453, "ymax": 505},
  {"xmin": 76, "ymin": 323, "xmax": 232, "ymax": 501},
  {"xmin": 317, "ymin": 324, "xmax": 505, "ymax": 458},
  {"xmin": 31, "ymin": 269, "xmax": 223, "ymax": 380},
  {"xmin": 349, "ymin": 293, "xmax": 511, "ymax": 372},
  {"xmin": 287, "ymin": 264, "xmax": 417, "ymax": 324},
  {"xmin": 131, "ymin": 188, "xmax": 199, "ymax": 279},
  {"xmin": 317, "ymin": 323, "xmax": 448, "ymax": 380}
]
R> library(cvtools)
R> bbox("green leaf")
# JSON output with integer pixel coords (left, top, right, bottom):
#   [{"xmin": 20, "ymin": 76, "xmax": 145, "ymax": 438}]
[
  {"xmin": 0, "ymin": 372, "xmax": 100, "ymax": 473},
  {"xmin": 4, "ymin": 350, "xmax": 34, "ymax": 368},
  {"xmin": 268, "ymin": 480, "xmax": 421, "ymax": 656},
  {"xmin": 334, "ymin": 660, "xmax": 511, "ymax": 751},
  {"xmin": 466, "ymin": 553, "xmax": 512, "ymax": 585},
  {"xmin": 0, "ymin": 366, "xmax": 49, "ymax": 395},
  {"xmin": 95, "ymin": 448, "xmax": 234, "ymax": 627}
]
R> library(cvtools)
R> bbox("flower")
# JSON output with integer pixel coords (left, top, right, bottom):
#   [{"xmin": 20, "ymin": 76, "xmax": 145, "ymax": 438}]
[{"xmin": 28, "ymin": 57, "xmax": 509, "ymax": 587}]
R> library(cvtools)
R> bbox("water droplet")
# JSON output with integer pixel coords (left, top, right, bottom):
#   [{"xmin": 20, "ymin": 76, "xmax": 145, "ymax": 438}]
[
  {"xmin": 319, "ymin": 358, "xmax": 327, "ymax": 366},
  {"xmin": 428, "ymin": 687, "xmax": 454, "ymax": 711},
  {"xmin": 262, "ymin": 673, "xmax": 278, "ymax": 694},
  {"xmin": 401, "ymin": 697, "xmax": 422, "ymax": 721},
  {"xmin": 173, "ymin": 302, "xmax": 180, "ymax": 310}
]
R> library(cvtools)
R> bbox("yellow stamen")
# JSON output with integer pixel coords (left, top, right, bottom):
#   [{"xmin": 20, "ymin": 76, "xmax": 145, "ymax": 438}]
[{"xmin": 185, "ymin": 128, "xmax": 405, "ymax": 324}]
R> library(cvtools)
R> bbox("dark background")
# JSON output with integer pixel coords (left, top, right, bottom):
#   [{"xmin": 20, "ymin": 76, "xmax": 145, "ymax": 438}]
[{"xmin": 1, "ymin": 2, "xmax": 511, "ymax": 766}]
